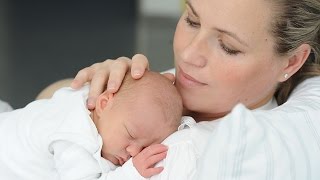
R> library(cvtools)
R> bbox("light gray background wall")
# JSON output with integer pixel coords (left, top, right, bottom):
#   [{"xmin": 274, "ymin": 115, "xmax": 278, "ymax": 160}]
[
  {"xmin": 136, "ymin": 16, "xmax": 178, "ymax": 72},
  {"xmin": 136, "ymin": 0, "xmax": 181, "ymax": 71}
]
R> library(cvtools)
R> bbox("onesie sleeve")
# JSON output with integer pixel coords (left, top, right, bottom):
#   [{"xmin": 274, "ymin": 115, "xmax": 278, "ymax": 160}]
[
  {"xmin": 99, "ymin": 158, "xmax": 147, "ymax": 180},
  {"xmin": 102, "ymin": 130, "xmax": 200, "ymax": 180},
  {"xmin": 51, "ymin": 140, "xmax": 148, "ymax": 180},
  {"xmin": 145, "ymin": 124, "xmax": 206, "ymax": 180},
  {"xmin": 101, "ymin": 128, "xmax": 200, "ymax": 180},
  {"xmin": 150, "ymin": 139, "xmax": 197, "ymax": 180},
  {"xmin": 50, "ymin": 140, "xmax": 104, "ymax": 180}
]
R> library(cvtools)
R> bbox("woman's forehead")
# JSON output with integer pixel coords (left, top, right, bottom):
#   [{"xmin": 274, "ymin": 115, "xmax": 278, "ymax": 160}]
[{"xmin": 188, "ymin": 0, "xmax": 274, "ymax": 40}]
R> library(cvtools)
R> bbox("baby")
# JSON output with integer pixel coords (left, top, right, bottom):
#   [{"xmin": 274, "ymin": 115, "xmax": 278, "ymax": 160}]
[{"xmin": 0, "ymin": 71, "xmax": 183, "ymax": 180}]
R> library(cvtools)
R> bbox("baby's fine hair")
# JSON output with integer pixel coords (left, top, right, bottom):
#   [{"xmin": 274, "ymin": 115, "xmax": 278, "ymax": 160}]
[{"xmin": 111, "ymin": 71, "xmax": 183, "ymax": 129}]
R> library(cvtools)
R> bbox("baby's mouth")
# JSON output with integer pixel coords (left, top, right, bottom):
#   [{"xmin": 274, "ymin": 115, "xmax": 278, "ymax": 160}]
[{"xmin": 115, "ymin": 155, "xmax": 127, "ymax": 165}]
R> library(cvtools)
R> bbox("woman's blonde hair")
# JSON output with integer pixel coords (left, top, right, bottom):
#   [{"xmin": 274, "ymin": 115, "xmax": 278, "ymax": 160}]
[{"xmin": 271, "ymin": 0, "xmax": 320, "ymax": 104}]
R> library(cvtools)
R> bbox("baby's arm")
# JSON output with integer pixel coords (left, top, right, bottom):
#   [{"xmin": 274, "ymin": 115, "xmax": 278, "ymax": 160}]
[
  {"xmin": 50, "ymin": 141, "xmax": 104, "ymax": 180},
  {"xmin": 50, "ymin": 140, "xmax": 168, "ymax": 180},
  {"xmin": 132, "ymin": 144, "xmax": 168, "ymax": 178}
]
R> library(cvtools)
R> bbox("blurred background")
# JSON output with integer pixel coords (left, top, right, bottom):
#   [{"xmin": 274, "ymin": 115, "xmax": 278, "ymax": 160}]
[{"xmin": 0, "ymin": 0, "xmax": 184, "ymax": 108}]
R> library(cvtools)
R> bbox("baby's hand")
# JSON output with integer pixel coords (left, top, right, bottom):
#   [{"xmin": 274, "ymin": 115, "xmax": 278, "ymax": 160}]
[{"xmin": 132, "ymin": 144, "xmax": 168, "ymax": 178}]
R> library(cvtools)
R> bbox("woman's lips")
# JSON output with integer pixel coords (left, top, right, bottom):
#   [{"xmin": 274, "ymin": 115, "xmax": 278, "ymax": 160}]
[{"xmin": 178, "ymin": 67, "xmax": 207, "ymax": 87}]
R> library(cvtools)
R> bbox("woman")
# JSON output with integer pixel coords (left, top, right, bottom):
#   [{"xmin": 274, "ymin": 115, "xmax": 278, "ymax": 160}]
[{"xmin": 47, "ymin": 0, "xmax": 320, "ymax": 179}]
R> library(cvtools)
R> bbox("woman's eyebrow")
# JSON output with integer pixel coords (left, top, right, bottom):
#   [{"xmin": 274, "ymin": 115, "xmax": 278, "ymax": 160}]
[
  {"xmin": 215, "ymin": 28, "xmax": 249, "ymax": 47},
  {"xmin": 186, "ymin": 0, "xmax": 199, "ymax": 17}
]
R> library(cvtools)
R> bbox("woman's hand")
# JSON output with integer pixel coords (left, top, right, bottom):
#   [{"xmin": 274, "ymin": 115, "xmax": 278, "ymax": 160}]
[{"xmin": 71, "ymin": 54, "xmax": 149, "ymax": 109}]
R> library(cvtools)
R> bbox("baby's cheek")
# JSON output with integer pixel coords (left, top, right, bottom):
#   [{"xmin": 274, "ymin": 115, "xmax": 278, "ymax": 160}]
[{"xmin": 105, "ymin": 153, "xmax": 120, "ymax": 165}]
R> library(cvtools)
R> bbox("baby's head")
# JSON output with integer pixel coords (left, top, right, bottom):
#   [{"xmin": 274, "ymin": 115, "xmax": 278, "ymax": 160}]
[{"xmin": 92, "ymin": 71, "xmax": 183, "ymax": 165}]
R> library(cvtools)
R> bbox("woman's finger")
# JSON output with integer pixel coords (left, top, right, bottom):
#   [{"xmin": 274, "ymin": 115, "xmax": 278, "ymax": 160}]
[
  {"xmin": 71, "ymin": 67, "xmax": 95, "ymax": 89},
  {"xmin": 87, "ymin": 69, "xmax": 110, "ymax": 109},
  {"xmin": 131, "ymin": 54, "xmax": 149, "ymax": 79},
  {"xmin": 82, "ymin": 60, "xmax": 113, "ymax": 109},
  {"xmin": 71, "ymin": 62, "xmax": 105, "ymax": 89},
  {"xmin": 107, "ymin": 57, "xmax": 132, "ymax": 93}
]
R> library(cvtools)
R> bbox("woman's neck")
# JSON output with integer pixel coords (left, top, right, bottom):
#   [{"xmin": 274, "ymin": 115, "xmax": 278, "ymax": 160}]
[
  {"xmin": 184, "ymin": 92, "xmax": 276, "ymax": 122},
  {"xmin": 183, "ymin": 109, "xmax": 227, "ymax": 122}
]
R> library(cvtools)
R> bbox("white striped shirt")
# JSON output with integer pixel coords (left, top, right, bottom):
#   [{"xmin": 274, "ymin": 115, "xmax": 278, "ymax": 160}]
[{"xmin": 151, "ymin": 76, "xmax": 320, "ymax": 180}]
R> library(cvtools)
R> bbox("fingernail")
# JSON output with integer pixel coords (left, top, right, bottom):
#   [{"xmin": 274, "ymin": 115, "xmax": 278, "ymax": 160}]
[
  {"xmin": 86, "ymin": 97, "xmax": 96, "ymax": 109},
  {"xmin": 133, "ymin": 70, "xmax": 142, "ymax": 77}
]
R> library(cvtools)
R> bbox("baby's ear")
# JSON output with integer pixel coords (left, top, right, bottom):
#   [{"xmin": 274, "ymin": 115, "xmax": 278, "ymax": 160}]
[{"xmin": 95, "ymin": 92, "xmax": 114, "ymax": 116}]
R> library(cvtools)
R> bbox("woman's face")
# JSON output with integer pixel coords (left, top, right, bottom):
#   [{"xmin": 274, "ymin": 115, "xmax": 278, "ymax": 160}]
[{"xmin": 174, "ymin": 0, "xmax": 287, "ymax": 119}]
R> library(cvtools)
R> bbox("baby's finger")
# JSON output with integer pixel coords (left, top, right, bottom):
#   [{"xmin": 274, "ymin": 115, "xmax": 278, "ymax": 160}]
[
  {"xmin": 142, "ymin": 167, "xmax": 164, "ymax": 178},
  {"xmin": 140, "ymin": 144, "xmax": 168, "ymax": 157},
  {"xmin": 131, "ymin": 54, "xmax": 149, "ymax": 79},
  {"xmin": 145, "ymin": 151, "xmax": 167, "ymax": 167},
  {"xmin": 107, "ymin": 57, "xmax": 131, "ymax": 93}
]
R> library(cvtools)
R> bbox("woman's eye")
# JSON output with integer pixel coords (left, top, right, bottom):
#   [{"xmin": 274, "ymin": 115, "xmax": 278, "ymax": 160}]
[
  {"xmin": 184, "ymin": 16, "xmax": 200, "ymax": 28},
  {"xmin": 219, "ymin": 40, "xmax": 241, "ymax": 55}
]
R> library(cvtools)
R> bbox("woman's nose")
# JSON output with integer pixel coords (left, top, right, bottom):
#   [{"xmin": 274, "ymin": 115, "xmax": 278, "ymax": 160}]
[{"xmin": 181, "ymin": 34, "xmax": 208, "ymax": 68}]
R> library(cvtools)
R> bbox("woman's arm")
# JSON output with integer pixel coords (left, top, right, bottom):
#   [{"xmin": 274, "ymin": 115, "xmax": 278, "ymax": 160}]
[{"xmin": 36, "ymin": 78, "xmax": 73, "ymax": 100}]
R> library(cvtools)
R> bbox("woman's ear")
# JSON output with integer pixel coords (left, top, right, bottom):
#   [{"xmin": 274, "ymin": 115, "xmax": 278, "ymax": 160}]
[
  {"xmin": 280, "ymin": 44, "xmax": 311, "ymax": 82},
  {"xmin": 95, "ymin": 92, "xmax": 114, "ymax": 117}
]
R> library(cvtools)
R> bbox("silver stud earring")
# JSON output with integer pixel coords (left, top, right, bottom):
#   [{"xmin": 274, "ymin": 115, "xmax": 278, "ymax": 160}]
[{"xmin": 284, "ymin": 73, "xmax": 288, "ymax": 79}]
